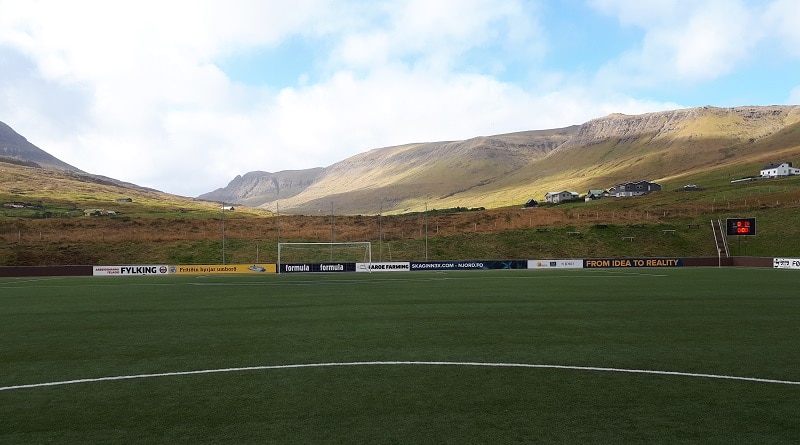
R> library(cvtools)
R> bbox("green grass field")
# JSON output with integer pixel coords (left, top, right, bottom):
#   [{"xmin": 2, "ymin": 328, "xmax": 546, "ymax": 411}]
[{"xmin": 1, "ymin": 269, "xmax": 799, "ymax": 444}]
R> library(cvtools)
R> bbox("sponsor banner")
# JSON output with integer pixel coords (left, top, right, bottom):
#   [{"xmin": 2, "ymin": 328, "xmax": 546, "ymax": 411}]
[
  {"xmin": 280, "ymin": 263, "xmax": 356, "ymax": 273},
  {"xmin": 584, "ymin": 258, "xmax": 683, "ymax": 268},
  {"xmin": 528, "ymin": 259, "xmax": 583, "ymax": 269},
  {"xmin": 356, "ymin": 262, "xmax": 411, "ymax": 272},
  {"xmin": 774, "ymin": 258, "xmax": 800, "ymax": 269},
  {"xmin": 410, "ymin": 260, "xmax": 527, "ymax": 271},
  {"xmin": 171, "ymin": 264, "xmax": 276, "ymax": 274},
  {"xmin": 93, "ymin": 265, "xmax": 169, "ymax": 276}
]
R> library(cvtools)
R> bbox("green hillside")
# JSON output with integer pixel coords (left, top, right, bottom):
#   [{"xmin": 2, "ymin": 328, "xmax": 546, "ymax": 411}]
[
  {"xmin": 3, "ymin": 105, "xmax": 800, "ymax": 266},
  {"xmin": 2, "ymin": 162, "xmax": 800, "ymax": 265}
]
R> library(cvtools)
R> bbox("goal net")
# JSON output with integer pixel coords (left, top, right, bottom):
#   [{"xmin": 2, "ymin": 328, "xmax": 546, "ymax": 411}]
[{"xmin": 278, "ymin": 242, "xmax": 372, "ymax": 265}]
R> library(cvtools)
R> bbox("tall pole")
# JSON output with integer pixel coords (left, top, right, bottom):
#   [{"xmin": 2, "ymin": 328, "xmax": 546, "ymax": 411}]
[
  {"xmin": 424, "ymin": 202, "xmax": 428, "ymax": 261},
  {"xmin": 330, "ymin": 201, "xmax": 334, "ymax": 262},
  {"xmin": 379, "ymin": 202, "xmax": 383, "ymax": 262},
  {"xmin": 221, "ymin": 201, "xmax": 226, "ymax": 265},
  {"xmin": 276, "ymin": 201, "xmax": 280, "ymax": 245}
]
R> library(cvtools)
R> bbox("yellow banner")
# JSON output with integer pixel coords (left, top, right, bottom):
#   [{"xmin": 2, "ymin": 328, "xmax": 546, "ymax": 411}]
[{"xmin": 171, "ymin": 264, "xmax": 276, "ymax": 274}]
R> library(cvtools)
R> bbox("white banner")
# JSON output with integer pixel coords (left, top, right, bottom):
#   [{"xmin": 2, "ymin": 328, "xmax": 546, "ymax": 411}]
[
  {"xmin": 356, "ymin": 262, "xmax": 411, "ymax": 272},
  {"xmin": 528, "ymin": 259, "xmax": 583, "ymax": 269},
  {"xmin": 93, "ymin": 265, "xmax": 170, "ymax": 276},
  {"xmin": 774, "ymin": 258, "xmax": 800, "ymax": 269}
]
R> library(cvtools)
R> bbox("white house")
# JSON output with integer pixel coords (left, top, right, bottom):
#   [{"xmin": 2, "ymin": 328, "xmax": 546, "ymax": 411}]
[
  {"xmin": 760, "ymin": 162, "xmax": 800, "ymax": 178},
  {"xmin": 545, "ymin": 191, "xmax": 579, "ymax": 204}
]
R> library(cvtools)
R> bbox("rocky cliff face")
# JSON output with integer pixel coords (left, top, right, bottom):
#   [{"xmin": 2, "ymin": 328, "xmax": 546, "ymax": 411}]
[
  {"xmin": 198, "ymin": 169, "xmax": 324, "ymax": 206},
  {"xmin": 563, "ymin": 106, "xmax": 800, "ymax": 149}
]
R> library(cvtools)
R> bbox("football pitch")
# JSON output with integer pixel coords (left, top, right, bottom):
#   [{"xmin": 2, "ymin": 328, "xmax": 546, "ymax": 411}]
[{"xmin": 1, "ymin": 268, "xmax": 799, "ymax": 444}]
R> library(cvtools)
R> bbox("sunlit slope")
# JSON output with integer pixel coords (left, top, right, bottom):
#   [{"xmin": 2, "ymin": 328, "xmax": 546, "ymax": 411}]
[
  {"xmin": 268, "ymin": 127, "xmax": 577, "ymax": 213},
  {"xmin": 0, "ymin": 163, "xmax": 267, "ymax": 217},
  {"xmin": 260, "ymin": 106, "xmax": 800, "ymax": 214}
]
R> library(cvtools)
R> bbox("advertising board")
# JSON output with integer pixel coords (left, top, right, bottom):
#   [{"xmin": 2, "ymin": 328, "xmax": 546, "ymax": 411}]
[
  {"xmin": 583, "ymin": 258, "xmax": 683, "ymax": 268},
  {"xmin": 170, "ymin": 264, "xmax": 276, "ymax": 274},
  {"xmin": 528, "ymin": 259, "xmax": 583, "ymax": 269},
  {"xmin": 410, "ymin": 260, "xmax": 527, "ymax": 271},
  {"xmin": 356, "ymin": 262, "xmax": 411, "ymax": 272},
  {"xmin": 773, "ymin": 258, "xmax": 800, "ymax": 269},
  {"xmin": 93, "ymin": 265, "xmax": 170, "ymax": 276},
  {"xmin": 279, "ymin": 263, "xmax": 356, "ymax": 273}
]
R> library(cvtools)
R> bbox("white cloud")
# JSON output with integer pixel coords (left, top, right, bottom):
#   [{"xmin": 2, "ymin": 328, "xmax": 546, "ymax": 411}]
[
  {"xmin": 0, "ymin": 0, "xmax": 684, "ymax": 197},
  {"xmin": 764, "ymin": 0, "xmax": 800, "ymax": 56},
  {"xmin": 789, "ymin": 86, "xmax": 800, "ymax": 105},
  {"xmin": 591, "ymin": 0, "xmax": 758, "ymax": 86}
]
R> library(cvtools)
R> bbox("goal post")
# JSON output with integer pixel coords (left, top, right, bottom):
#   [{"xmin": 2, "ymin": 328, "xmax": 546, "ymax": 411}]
[{"xmin": 277, "ymin": 242, "xmax": 372, "ymax": 271}]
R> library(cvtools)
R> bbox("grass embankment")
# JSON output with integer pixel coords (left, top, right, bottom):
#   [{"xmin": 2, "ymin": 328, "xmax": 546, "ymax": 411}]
[{"xmin": 2, "ymin": 177, "xmax": 800, "ymax": 265}]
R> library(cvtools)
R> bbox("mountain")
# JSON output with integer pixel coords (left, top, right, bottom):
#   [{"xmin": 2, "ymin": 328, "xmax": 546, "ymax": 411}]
[
  {"xmin": 6, "ymin": 105, "xmax": 800, "ymax": 216},
  {"xmin": 0, "ymin": 121, "xmax": 84, "ymax": 172},
  {"xmin": 206, "ymin": 105, "xmax": 800, "ymax": 214},
  {"xmin": 198, "ymin": 169, "xmax": 324, "ymax": 207},
  {"xmin": 0, "ymin": 121, "xmax": 164, "ymax": 193}
]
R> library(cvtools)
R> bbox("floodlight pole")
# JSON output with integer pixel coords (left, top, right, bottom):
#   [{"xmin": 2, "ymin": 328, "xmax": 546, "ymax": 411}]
[
  {"xmin": 330, "ymin": 202, "xmax": 334, "ymax": 262},
  {"xmin": 221, "ymin": 201, "xmax": 226, "ymax": 265},
  {"xmin": 425, "ymin": 202, "xmax": 428, "ymax": 261},
  {"xmin": 379, "ymin": 202, "xmax": 383, "ymax": 262},
  {"xmin": 276, "ymin": 201, "xmax": 280, "ymax": 245}
]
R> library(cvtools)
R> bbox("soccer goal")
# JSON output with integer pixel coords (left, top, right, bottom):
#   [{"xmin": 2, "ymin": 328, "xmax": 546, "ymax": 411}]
[{"xmin": 277, "ymin": 242, "xmax": 372, "ymax": 268}]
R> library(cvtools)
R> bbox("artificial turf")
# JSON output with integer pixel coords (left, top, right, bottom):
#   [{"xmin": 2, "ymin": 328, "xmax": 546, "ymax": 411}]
[{"xmin": 1, "ymin": 268, "xmax": 798, "ymax": 444}]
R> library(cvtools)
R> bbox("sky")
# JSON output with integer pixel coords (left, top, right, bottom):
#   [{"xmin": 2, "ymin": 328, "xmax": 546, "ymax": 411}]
[{"xmin": 1, "ymin": 0, "xmax": 799, "ymax": 197}]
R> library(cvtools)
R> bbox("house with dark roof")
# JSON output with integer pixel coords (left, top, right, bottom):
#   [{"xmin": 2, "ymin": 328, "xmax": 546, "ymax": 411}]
[
  {"xmin": 608, "ymin": 181, "xmax": 661, "ymax": 197},
  {"xmin": 584, "ymin": 189, "xmax": 609, "ymax": 201}
]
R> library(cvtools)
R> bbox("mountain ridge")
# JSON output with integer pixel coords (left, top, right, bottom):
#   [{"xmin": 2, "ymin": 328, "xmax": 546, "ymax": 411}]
[
  {"xmin": 4, "ymin": 104, "xmax": 800, "ymax": 215},
  {"xmin": 0, "ymin": 121, "xmax": 84, "ymax": 172},
  {"xmin": 208, "ymin": 105, "xmax": 797, "ymax": 214}
]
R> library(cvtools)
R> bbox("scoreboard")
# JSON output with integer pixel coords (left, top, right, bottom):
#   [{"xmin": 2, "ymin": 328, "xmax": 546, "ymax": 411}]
[{"xmin": 726, "ymin": 217, "xmax": 756, "ymax": 236}]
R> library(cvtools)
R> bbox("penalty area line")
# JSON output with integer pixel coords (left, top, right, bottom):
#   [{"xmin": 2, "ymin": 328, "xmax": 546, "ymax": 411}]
[{"xmin": 1, "ymin": 361, "xmax": 798, "ymax": 392}]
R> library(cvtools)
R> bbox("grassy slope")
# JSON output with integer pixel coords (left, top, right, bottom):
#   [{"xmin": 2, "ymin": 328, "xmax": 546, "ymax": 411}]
[
  {"xmin": 3, "ymin": 114, "xmax": 800, "ymax": 267},
  {"xmin": 464, "ymin": 118, "xmax": 800, "ymax": 211},
  {"xmin": 265, "ymin": 108, "xmax": 800, "ymax": 214},
  {"xmin": 0, "ymin": 163, "xmax": 270, "ymax": 218},
  {"xmin": 2, "ymin": 173, "xmax": 800, "ymax": 265}
]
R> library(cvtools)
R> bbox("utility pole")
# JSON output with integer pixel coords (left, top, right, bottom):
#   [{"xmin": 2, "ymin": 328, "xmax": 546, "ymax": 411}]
[
  {"xmin": 221, "ymin": 202, "xmax": 226, "ymax": 265},
  {"xmin": 424, "ymin": 202, "xmax": 428, "ymax": 261}
]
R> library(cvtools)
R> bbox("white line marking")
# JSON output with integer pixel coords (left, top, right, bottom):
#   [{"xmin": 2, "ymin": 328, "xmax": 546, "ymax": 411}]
[{"xmin": 1, "ymin": 361, "xmax": 798, "ymax": 392}]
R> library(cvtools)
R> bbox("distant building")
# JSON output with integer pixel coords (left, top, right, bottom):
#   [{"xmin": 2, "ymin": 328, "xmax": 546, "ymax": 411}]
[
  {"xmin": 584, "ymin": 190, "xmax": 609, "ymax": 201},
  {"xmin": 760, "ymin": 162, "xmax": 800, "ymax": 178},
  {"xmin": 609, "ymin": 181, "xmax": 661, "ymax": 197},
  {"xmin": 83, "ymin": 209, "xmax": 116, "ymax": 216},
  {"xmin": 544, "ymin": 191, "xmax": 580, "ymax": 204}
]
